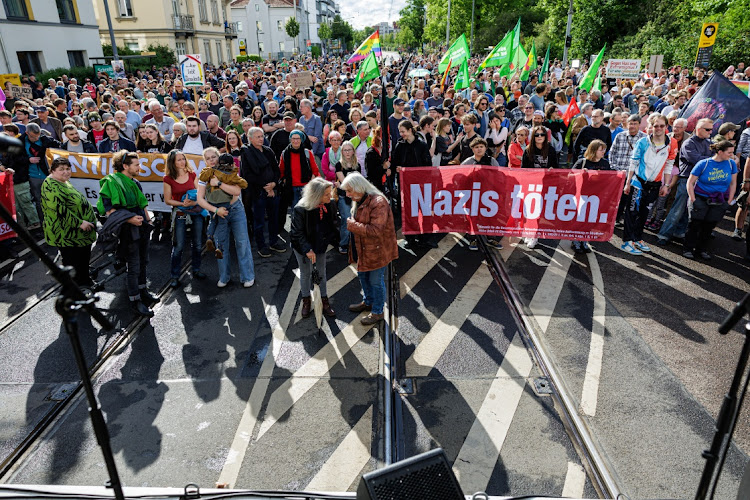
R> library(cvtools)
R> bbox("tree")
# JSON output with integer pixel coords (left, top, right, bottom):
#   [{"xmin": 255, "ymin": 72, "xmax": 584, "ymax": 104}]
[
  {"xmin": 318, "ymin": 22, "xmax": 332, "ymax": 42},
  {"xmin": 396, "ymin": 26, "xmax": 418, "ymax": 50},
  {"xmin": 330, "ymin": 15, "xmax": 354, "ymax": 50},
  {"xmin": 399, "ymin": 0, "xmax": 426, "ymax": 48},
  {"xmin": 285, "ymin": 17, "xmax": 300, "ymax": 39}
]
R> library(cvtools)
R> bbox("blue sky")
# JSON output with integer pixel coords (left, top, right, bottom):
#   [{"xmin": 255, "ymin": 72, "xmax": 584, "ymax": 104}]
[{"xmin": 338, "ymin": 0, "xmax": 406, "ymax": 29}]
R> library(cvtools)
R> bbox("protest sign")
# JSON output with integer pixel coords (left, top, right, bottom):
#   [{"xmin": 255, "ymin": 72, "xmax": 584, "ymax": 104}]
[
  {"xmin": 606, "ymin": 59, "xmax": 641, "ymax": 79},
  {"xmin": 8, "ymin": 84, "xmax": 32, "ymax": 100},
  {"xmin": 678, "ymin": 72, "xmax": 750, "ymax": 134},
  {"xmin": 45, "ymin": 150, "xmax": 207, "ymax": 213},
  {"xmin": 288, "ymin": 71, "xmax": 314, "ymax": 89},
  {"xmin": 400, "ymin": 167, "xmax": 625, "ymax": 241},
  {"xmin": 0, "ymin": 171, "xmax": 16, "ymax": 242},
  {"xmin": 179, "ymin": 54, "xmax": 204, "ymax": 86}
]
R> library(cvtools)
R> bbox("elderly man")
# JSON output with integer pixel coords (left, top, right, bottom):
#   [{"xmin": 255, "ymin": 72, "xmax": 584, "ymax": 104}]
[
  {"xmin": 114, "ymin": 110, "xmax": 135, "ymax": 141},
  {"xmin": 31, "ymin": 106, "xmax": 62, "ymax": 141},
  {"xmin": 350, "ymin": 120, "xmax": 372, "ymax": 173},
  {"xmin": 117, "ymin": 99, "xmax": 142, "ymax": 131},
  {"xmin": 145, "ymin": 100, "xmax": 175, "ymax": 142},
  {"xmin": 298, "ymin": 99, "xmax": 324, "ymax": 164}
]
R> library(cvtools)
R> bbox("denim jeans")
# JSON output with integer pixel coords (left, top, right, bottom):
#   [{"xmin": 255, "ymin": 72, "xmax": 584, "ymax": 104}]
[
  {"xmin": 658, "ymin": 177, "xmax": 689, "ymax": 240},
  {"xmin": 338, "ymin": 196, "xmax": 352, "ymax": 247},
  {"xmin": 293, "ymin": 249, "xmax": 328, "ymax": 298},
  {"xmin": 171, "ymin": 213, "xmax": 204, "ymax": 278},
  {"xmin": 214, "ymin": 199, "xmax": 255, "ymax": 284},
  {"xmin": 358, "ymin": 266, "xmax": 387, "ymax": 315},
  {"xmin": 252, "ymin": 191, "xmax": 280, "ymax": 250},
  {"xmin": 292, "ymin": 186, "xmax": 304, "ymax": 209}
]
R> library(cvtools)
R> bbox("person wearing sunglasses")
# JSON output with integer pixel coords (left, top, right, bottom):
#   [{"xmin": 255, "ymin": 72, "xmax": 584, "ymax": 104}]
[{"xmin": 622, "ymin": 113, "xmax": 678, "ymax": 255}]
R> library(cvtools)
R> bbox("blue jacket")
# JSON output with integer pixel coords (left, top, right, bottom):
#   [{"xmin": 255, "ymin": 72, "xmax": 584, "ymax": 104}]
[{"xmin": 98, "ymin": 137, "xmax": 136, "ymax": 153}]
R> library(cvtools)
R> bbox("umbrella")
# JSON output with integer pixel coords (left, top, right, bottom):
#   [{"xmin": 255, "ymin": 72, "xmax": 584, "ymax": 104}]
[
  {"xmin": 311, "ymin": 263, "xmax": 323, "ymax": 332},
  {"xmin": 408, "ymin": 68, "xmax": 430, "ymax": 77}
]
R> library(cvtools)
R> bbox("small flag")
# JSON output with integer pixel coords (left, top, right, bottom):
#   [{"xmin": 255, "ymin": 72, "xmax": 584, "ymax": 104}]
[
  {"xmin": 440, "ymin": 59, "xmax": 453, "ymax": 92},
  {"xmin": 521, "ymin": 41, "xmax": 537, "ymax": 81},
  {"xmin": 476, "ymin": 30, "xmax": 514, "ymax": 75},
  {"xmin": 454, "ymin": 60, "xmax": 470, "ymax": 90},
  {"xmin": 352, "ymin": 51, "xmax": 380, "ymax": 94},
  {"xmin": 539, "ymin": 46, "xmax": 550, "ymax": 81},
  {"xmin": 579, "ymin": 45, "xmax": 606, "ymax": 92},
  {"xmin": 347, "ymin": 31, "xmax": 382, "ymax": 65},
  {"xmin": 562, "ymin": 99, "xmax": 580, "ymax": 127},
  {"xmin": 439, "ymin": 34, "xmax": 470, "ymax": 74}
]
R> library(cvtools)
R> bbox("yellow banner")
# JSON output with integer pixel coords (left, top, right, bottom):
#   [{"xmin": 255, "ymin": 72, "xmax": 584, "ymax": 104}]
[
  {"xmin": 698, "ymin": 23, "xmax": 718, "ymax": 48},
  {"xmin": 45, "ymin": 149, "xmax": 207, "ymax": 212}
]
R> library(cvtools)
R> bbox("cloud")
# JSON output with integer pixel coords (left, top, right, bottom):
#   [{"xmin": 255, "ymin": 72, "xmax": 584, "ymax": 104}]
[{"xmin": 338, "ymin": 0, "xmax": 407, "ymax": 29}]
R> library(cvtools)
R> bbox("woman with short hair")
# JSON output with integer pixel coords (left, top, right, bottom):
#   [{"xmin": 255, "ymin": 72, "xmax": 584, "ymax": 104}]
[
  {"xmin": 341, "ymin": 172, "xmax": 399, "ymax": 326},
  {"xmin": 335, "ymin": 141, "xmax": 360, "ymax": 254},
  {"xmin": 290, "ymin": 177, "xmax": 339, "ymax": 318}
]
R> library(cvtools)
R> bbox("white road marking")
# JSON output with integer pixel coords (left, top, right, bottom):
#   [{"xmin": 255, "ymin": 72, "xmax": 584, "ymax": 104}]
[
  {"xmin": 498, "ymin": 236, "xmax": 520, "ymax": 262},
  {"xmin": 562, "ymin": 462, "xmax": 586, "ymax": 498},
  {"xmin": 399, "ymin": 233, "xmax": 461, "ymax": 298},
  {"xmin": 452, "ymin": 333, "xmax": 533, "ymax": 493},
  {"xmin": 305, "ymin": 406, "xmax": 373, "ymax": 491},
  {"xmin": 405, "ymin": 265, "xmax": 494, "ymax": 377},
  {"xmin": 581, "ymin": 252, "xmax": 606, "ymax": 417},
  {"xmin": 294, "ymin": 264, "xmax": 357, "ymax": 324},
  {"xmin": 528, "ymin": 243, "xmax": 574, "ymax": 333},
  {"xmin": 216, "ymin": 277, "xmax": 300, "ymax": 488}
]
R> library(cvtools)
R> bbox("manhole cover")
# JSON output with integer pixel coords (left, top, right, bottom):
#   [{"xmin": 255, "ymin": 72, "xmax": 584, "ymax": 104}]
[
  {"xmin": 533, "ymin": 377, "xmax": 553, "ymax": 395},
  {"xmin": 396, "ymin": 378, "xmax": 414, "ymax": 394}
]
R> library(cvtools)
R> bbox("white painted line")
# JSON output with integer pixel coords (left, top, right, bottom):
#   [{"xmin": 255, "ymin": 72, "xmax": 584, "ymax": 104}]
[
  {"xmin": 405, "ymin": 265, "xmax": 494, "ymax": 377},
  {"xmin": 452, "ymin": 333, "xmax": 533, "ymax": 493},
  {"xmin": 562, "ymin": 461, "xmax": 586, "ymax": 498},
  {"xmin": 295, "ymin": 264, "xmax": 357, "ymax": 324},
  {"xmin": 399, "ymin": 233, "xmax": 461, "ymax": 298},
  {"xmin": 528, "ymin": 244, "xmax": 574, "ymax": 334},
  {"xmin": 581, "ymin": 252, "xmax": 606, "ymax": 417},
  {"xmin": 256, "ymin": 316, "xmax": 375, "ymax": 440},
  {"xmin": 216, "ymin": 277, "xmax": 300, "ymax": 488},
  {"xmin": 498, "ymin": 236, "xmax": 520, "ymax": 262},
  {"xmin": 305, "ymin": 406, "xmax": 373, "ymax": 491}
]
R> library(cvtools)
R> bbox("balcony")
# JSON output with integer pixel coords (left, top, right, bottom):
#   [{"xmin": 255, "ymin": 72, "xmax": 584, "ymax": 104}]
[
  {"xmin": 224, "ymin": 22, "xmax": 239, "ymax": 38},
  {"xmin": 173, "ymin": 14, "xmax": 195, "ymax": 35}
]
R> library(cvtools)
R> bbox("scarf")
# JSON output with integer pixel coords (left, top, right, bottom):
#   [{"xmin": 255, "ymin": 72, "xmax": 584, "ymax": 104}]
[
  {"xmin": 317, "ymin": 203, "xmax": 328, "ymax": 220},
  {"xmin": 96, "ymin": 171, "xmax": 148, "ymax": 215},
  {"xmin": 327, "ymin": 147, "xmax": 341, "ymax": 170},
  {"xmin": 282, "ymin": 144, "xmax": 312, "ymax": 184}
]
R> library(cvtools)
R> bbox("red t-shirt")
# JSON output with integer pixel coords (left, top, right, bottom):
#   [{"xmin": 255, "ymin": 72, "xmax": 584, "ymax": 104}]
[
  {"xmin": 279, "ymin": 150, "xmax": 320, "ymax": 187},
  {"xmin": 91, "ymin": 128, "xmax": 105, "ymax": 146},
  {"xmin": 163, "ymin": 171, "xmax": 196, "ymax": 201}
]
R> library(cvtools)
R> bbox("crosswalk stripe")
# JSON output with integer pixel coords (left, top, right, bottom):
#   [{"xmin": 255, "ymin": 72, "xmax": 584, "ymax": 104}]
[
  {"xmin": 305, "ymin": 406, "xmax": 373, "ymax": 491},
  {"xmin": 405, "ymin": 264, "xmax": 494, "ymax": 377},
  {"xmin": 452, "ymin": 332, "xmax": 533, "ymax": 493},
  {"xmin": 294, "ymin": 264, "xmax": 358, "ymax": 325},
  {"xmin": 581, "ymin": 252, "xmax": 606, "ymax": 417},
  {"xmin": 529, "ymin": 243, "xmax": 574, "ymax": 333},
  {"xmin": 399, "ymin": 233, "xmax": 461, "ymax": 298},
  {"xmin": 562, "ymin": 462, "xmax": 586, "ymax": 497}
]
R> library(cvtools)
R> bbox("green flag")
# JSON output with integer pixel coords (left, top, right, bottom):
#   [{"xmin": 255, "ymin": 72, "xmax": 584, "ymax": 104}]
[
  {"xmin": 439, "ymin": 34, "xmax": 470, "ymax": 74},
  {"xmin": 593, "ymin": 74, "xmax": 602, "ymax": 94},
  {"xmin": 511, "ymin": 18, "xmax": 521, "ymax": 51},
  {"xmin": 521, "ymin": 41, "xmax": 537, "ymax": 80},
  {"xmin": 539, "ymin": 46, "xmax": 550, "ymax": 81},
  {"xmin": 353, "ymin": 51, "xmax": 380, "ymax": 94},
  {"xmin": 454, "ymin": 59, "xmax": 470, "ymax": 90},
  {"xmin": 509, "ymin": 43, "xmax": 527, "ymax": 74},
  {"xmin": 476, "ymin": 30, "xmax": 514, "ymax": 75},
  {"xmin": 578, "ymin": 44, "xmax": 606, "ymax": 92}
]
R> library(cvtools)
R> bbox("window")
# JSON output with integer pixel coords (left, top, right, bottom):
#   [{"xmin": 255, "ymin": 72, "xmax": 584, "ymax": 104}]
[
  {"xmin": 279, "ymin": 41, "xmax": 284, "ymax": 52},
  {"xmin": 171, "ymin": 0, "xmax": 180, "ymax": 14},
  {"xmin": 198, "ymin": 0, "xmax": 208, "ymax": 22},
  {"xmin": 67, "ymin": 50, "xmax": 85, "ymax": 68},
  {"xmin": 17, "ymin": 51, "xmax": 42, "ymax": 75},
  {"xmin": 3, "ymin": 0, "xmax": 30, "ymax": 19},
  {"xmin": 256, "ymin": 20, "xmax": 262, "ymax": 32},
  {"xmin": 117, "ymin": 0, "xmax": 133, "ymax": 17},
  {"xmin": 236, "ymin": 21, "xmax": 242, "ymax": 32},
  {"xmin": 125, "ymin": 40, "xmax": 139, "ymax": 51},
  {"xmin": 255, "ymin": 2, "xmax": 259, "ymax": 10},
  {"xmin": 215, "ymin": 41, "xmax": 222, "ymax": 63},
  {"xmin": 226, "ymin": 41, "xmax": 232, "ymax": 62},
  {"xmin": 203, "ymin": 40, "xmax": 211, "ymax": 64},
  {"xmin": 210, "ymin": 0, "xmax": 219, "ymax": 24},
  {"xmin": 56, "ymin": 0, "xmax": 77, "ymax": 23},
  {"xmin": 176, "ymin": 41, "xmax": 187, "ymax": 56},
  {"xmin": 258, "ymin": 41, "xmax": 264, "ymax": 53},
  {"xmin": 277, "ymin": 20, "xmax": 282, "ymax": 31}
]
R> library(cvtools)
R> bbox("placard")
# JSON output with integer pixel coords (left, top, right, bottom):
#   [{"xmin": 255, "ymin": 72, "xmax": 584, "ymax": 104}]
[
  {"xmin": 287, "ymin": 70, "xmax": 314, "ymax": 89},
  {"xmin": 179, "ymin": 54, "xmax": 204, "ymax": 87},
  {"xmin": 606, "ymin": 59, "xmax": 641, "ymax": 79},
  {"xmin": 647, "ymin": 55, "xmax": 663, "ymax": 75},
  {"xmin": 8, "ymin": 84, "xmax": 32, "ymax": 100},
  {"xmin": 94, "ymin": 64, "xmax": 115, "ymax": 78}
]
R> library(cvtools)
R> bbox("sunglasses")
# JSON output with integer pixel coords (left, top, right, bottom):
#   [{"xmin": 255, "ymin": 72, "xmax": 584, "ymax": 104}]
[
  {"xmin": 534, "ymin": 133, "xmax": 546, "ymax": 137},
  {"xmin": 703, "ymin": 127, "xmax": 713, "ymax": 131}
]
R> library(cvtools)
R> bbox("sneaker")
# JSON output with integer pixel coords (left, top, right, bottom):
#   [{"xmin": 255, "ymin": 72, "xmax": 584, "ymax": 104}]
[
  {"xmin": 270, "ymin": 242, "xmax": 287, "ymax": 253},
  {"xmin": 634, "ymin": 240, "xmax": 651, "ymax": 252},
  {"xmin": 682, "ymin": 250, "xmax": 695, "ymax": 259},
  {"xmin": 526, "ymin": 238, "xmax": 538, "ymax": 249},
  {"xmin": 258, "ymin": 247, "xmax": 272, "ymax": 258},
  {"xmin": 621, "ymin": 241, "xmax": 643, "ymax": 255},
  {"xmin": 193, "ymin": 270, "xmax": 207, "ymax": 280},
  {"xmin": 582, "ymin": 242, "xmax": 592, "ymax": 253},
  {"xmin": 169, "ymin": 278, "xmax": 180, "ymax": 288},
  {"xmin": 656, "ymin": 237, "xmax": 669, "ymax": 247},
  {"xmin": 338, "ymin": 246, "xmax": 348, "ymax": 255},
  {"xmin": 699, "ymin": 251, "xmax": 712, "ymax": 260},
  {"xmin": 217, "ymin": 280, "xmax": 228, "ymax": 288},
  {"xmin": 732, "ymin": 229, "xmax": 744, "ymax": 241},
  {"xmin": 571, "ymin": 241, "xmax": 585, "ymax": 253},
  {"xmin": 488, "ymin": 238, "xmax": 503, "ymax": 250},
  {"xmin": 243, "ymin": 279, "xmax": 255, "ymax": 288},
  {"xmin": 468, "ymin": 240, "xmax": 478, "ymax": 251}
]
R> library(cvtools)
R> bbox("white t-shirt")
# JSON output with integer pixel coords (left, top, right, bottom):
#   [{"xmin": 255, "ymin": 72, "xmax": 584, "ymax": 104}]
[
  {"xmin": 182, "ymin": 135, "xmax": 204, "ymax": 155},
  {"xmin": 355, "ymin": 140, "xmax": 368, "ymax": 177}
]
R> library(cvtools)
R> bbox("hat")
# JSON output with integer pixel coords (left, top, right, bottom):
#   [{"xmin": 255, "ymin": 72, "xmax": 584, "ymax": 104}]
[
  {"xmin": 403, "ymin": 105, "xmax": 412, "ymax": 111},
  {"xmin": 34, "ymin": 106, "xmax": 48, "ymax": 113},
  {"xmin": 283, "ymin": 111, "xmax": 296, "ymax": 120},
  {"xmin": 394, "ymin": 98, "xmax": 406, "ymax": 105},
  {"xmin": 718, "ymin": 122, "xmax": 740, "ymax": 135},
  {"xmin": 289, "ymin": 129, "xmax": 306, "ymax": 141},
  {"xmin": 533, "ymin": 110, "xmax": 545, "ymax": 117},
  {"xmin": 218, "ymin": 153, "xmax": 235, "ymax": 166}
]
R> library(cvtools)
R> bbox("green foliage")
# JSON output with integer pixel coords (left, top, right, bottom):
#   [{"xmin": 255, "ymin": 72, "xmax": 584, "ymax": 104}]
[
  {"xmin": 318, "ymin": 22, "xmax": 332, "ymax": 41},
  {"xmin": 236, "ymin": 55, "xmax": 250, "ymax": 63},
  {"xmin": 311, "ymin": 45, "xmax": 322, "ymax": 58},
  {"xmin": 101, "ymin": 43, "xmax": 176, "ymax": 71},
  {"xmin": 331, "ymin": 15, "xmax": 354, "ymax": 49},
  {"xmin": 285, "ymin": 17, "xmax": 300, "ymax": 39},
  {"xmin": 36, "ymin": 66, "xmax": 95, "ymax": 83},
  {"xmin": 398, "ymin": 0, "xmax": 750, "ymax": 70}
]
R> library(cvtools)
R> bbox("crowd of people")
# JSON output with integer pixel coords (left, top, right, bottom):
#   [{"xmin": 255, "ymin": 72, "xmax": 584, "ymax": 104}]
[{"xmin": 0, "ymin": 50, "xmax": 747, "ymax": 320}]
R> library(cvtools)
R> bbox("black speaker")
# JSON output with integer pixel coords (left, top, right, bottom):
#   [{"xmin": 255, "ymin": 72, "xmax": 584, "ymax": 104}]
[{"xmin": 356, "ymin": 448, "xmax": 465, "ymax": 500}]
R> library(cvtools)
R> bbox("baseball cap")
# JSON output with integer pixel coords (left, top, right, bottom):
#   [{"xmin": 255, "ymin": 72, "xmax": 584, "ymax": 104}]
[
  {"xmin": 394, "ymin": 98, "xmax": 405, "ymax": 105},
  {"xmin": 533, "ymin": 110, "xmax": 545, "ymax": 117},
  {"xmin": 218, "ymin": 153, "xmax": 235, "ymax": 166},
  {"xmin": 718, "ymin": 122, "xmax": 740, "ymax": 135},
  {"xmin": 34, "ymin": 106, "xmax": 48, "ymax": 113},
  {"xmin": 283, "ymin": 111, "xmax": 296, "ymax": 119}
]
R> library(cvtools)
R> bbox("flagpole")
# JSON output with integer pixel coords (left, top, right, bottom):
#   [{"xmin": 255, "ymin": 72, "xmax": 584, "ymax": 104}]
[
  {"xmin": 469, "ymin": 0, "xmax": 475, "ymax": 53},
  {"xmin": 446, "ymin": 0, "xmax": 451, "ymax": 46}
]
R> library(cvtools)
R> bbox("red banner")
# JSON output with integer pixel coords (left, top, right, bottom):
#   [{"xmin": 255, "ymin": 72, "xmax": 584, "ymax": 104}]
[
  {"xmin": 400, "ymin": 166, "xmax": 626, "ymax": 241},
  {"xmin": 0, "ymin": 171, "xmax": 17, "ymax": 242}
]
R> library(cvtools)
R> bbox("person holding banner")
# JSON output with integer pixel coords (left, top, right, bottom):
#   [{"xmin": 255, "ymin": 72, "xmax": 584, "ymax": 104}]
[
  {"xmin": 41, "ymin": 156, "xmax": 97, "ymax": 288},
  {"xmin": 163, "ymin": 150, "xmax": 205, "ymax": 287},
  {"xmin": 684, "ymin": 140, "xmax": 738, "ymax": 260},
  {"xmin": 97, "ymin": 151, "xmax": 157, "ymax": 317}
]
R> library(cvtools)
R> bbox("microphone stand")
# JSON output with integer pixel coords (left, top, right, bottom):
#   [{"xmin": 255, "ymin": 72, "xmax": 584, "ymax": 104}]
[
  {"xmin": 695, "ymin": 293, "xmax": 750, "ymax": 500},
  {"xmin": 0, "ymin": 179, "xmax": 125, "ymax": 500}
]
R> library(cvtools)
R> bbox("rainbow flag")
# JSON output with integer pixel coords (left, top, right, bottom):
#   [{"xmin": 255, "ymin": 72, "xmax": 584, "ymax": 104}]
[
  {"xmin": 347, "ymin": 31, "xmax": 382, "ymax": 64},
  {"xmin": 731, "ymin": 80, "xmax": 750, "ymax": 97}
]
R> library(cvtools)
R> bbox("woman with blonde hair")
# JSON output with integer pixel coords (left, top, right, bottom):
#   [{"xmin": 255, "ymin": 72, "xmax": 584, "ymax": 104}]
[
  {"xmin": 362, "ymin": 92, "xmax": 377, "ymax": 113},
  {"xmin": 290, "ymin": 177, "xmax": 339, "ymax": 318},
  {"xmin": 334, "ymin": 140, "xmax": 360, "ymax": 253}
]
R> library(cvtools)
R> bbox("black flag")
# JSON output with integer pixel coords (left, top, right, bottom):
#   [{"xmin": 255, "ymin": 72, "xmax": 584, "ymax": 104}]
[{"xmin": 678, "ymin": 72, "xmax": 750, "ymax": 134}]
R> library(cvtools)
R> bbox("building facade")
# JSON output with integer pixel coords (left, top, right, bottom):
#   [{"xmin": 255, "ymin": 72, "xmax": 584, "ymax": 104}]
[
  {"xmin": 93, "ymin": 0, "xmax": 239, "ymax": 65},
  {"xmin": 231, "ymin": 0, "xmax": 311, "ymax": 59},
  {"xmin": 0, "ymin": 0, "xmax": 104, "ymax": 75}
]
